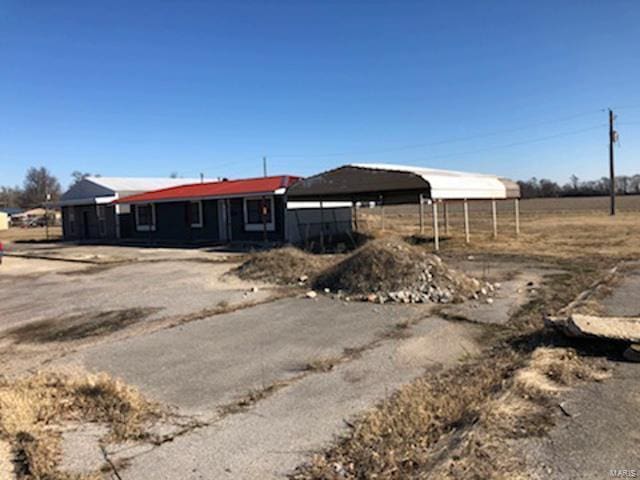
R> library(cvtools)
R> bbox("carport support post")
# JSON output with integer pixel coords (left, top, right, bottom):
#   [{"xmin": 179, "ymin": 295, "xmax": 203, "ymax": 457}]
[
  {"xmin": 491, "ymin": 199, "xmax": 498, "ymax": 239},
  {"xmin": 319, "ymin": 200, "xmax": 325, "ymax": 252},
  {"xmin": 353, "ymin": 201, "xmax": 359, "ymax": 232},
  {"xmin": 463, "ymin": 199, "xmax": 470, "ymax": 243},
  {"xmin": 443, "ymin": 201, "xmax": 449, "ymax": 235},
  {"xmin": 432, "ymin": 201, "xmax": 440, "ymax": 251},
  {"xmin": 379, "ymin": 195, "xmax": 385, "ymax": 231},
  {"xmin": 419, "ymin": 194, "xmax": 424, "ymax": 234},
  {"xmin": 514, "ymin": 198, "xmax": 520, "ymax": 237}
]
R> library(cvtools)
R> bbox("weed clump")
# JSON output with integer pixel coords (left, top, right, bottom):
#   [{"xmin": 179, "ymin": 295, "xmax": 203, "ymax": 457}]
[{"xmin": 0, "ymin": 371, "xmax": 162, "ymax": 479}]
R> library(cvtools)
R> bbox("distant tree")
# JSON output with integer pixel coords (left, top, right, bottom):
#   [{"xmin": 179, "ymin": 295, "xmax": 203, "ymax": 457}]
[
  {"xmin": 20, "ymin": 167, "xmax": 61, "ymax": 208},
  {"xmin": 538, "ymin": 178, "xmax": 561, "ymax": 197},
  {"xmin": 570, "ymin": 174, "xmax": 579, "ymax": 191},
  {"xmin": 0, "ymin": 186, "xmax": 23, "ymax": 208},
  {"xmin": 70, "ymin": 171, "xmax": 92, "ymax": 186},
  {"xmin": 169, "ymin": 172, "xmax": 179, "ymax": 178}
]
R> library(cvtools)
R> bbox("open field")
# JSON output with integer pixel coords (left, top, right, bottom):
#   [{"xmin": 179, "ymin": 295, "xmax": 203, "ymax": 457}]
[{"xmin": 359, "ymin": 196, "xmax": 640, "ymax": 260}]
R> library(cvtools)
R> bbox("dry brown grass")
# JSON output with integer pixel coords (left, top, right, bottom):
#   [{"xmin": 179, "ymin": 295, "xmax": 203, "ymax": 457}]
[
  {"xmin": 292, "ymin": 345, "xmax": 609, "ymax": 480},
  {"xmin": 0, "ymin": 227, "xmax": 62, "ymax": 243},
  {"xmin": 233, "ymin": 246, "xmax": 335, "ymax": 285},
  {"xmin": 0, "ymin": 370, "xmax": 162, "ymax": 479}
]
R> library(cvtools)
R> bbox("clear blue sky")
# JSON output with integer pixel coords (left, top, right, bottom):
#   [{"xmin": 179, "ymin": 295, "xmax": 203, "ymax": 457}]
[{"xmin": 2, "ymin": 0, "xmax": 639, "ymax": 189}]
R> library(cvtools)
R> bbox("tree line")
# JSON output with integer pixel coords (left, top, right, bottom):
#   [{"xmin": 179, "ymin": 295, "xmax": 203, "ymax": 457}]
[{"xmin": 517, "ymin": 174, "xmax": 640, "ymax": 198}]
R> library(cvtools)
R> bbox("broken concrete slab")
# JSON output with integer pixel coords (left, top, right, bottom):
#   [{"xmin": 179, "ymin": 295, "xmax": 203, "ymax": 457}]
[
  {"xmin": 59, "ymin": 423, "xmax": 109, "ymax": 475},
  {"xmin": 546, "ymin": 314, "xmax": 640, "ymax": 342}
]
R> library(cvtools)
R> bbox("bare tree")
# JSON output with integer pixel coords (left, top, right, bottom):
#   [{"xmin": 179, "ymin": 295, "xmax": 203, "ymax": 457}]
[{"xmin": 20, "ymin": 167, "xmax": 61, "ymax": 208}]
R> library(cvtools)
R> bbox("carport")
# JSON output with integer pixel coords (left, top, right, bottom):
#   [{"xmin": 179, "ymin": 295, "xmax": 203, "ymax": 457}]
[{"xmin": 286, "ymin": 163, "xmax": 521, "ymax": 250}]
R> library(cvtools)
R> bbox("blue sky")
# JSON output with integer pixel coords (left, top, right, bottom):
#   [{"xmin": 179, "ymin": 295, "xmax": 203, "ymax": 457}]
[{"xmin": 1, "ymin": 1, "xmax": 639, "ymax": 189}]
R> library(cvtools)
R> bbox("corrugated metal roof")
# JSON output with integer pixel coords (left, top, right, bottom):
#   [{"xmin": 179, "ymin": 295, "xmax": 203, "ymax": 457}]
[
  {"xmin": 116, "ymin": 175, "xmax": 300, "ymax": 204},
  {"xmin": 350, "ymin": 163, "xmax": 518, "ymax": 199}
]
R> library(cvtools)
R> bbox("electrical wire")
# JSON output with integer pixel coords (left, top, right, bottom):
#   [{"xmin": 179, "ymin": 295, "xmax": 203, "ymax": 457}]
[
  {"xmin": 268, "ymin": 109, "xmax": 604, "ymax": 159},
  {"xmin": 408, "ymin": 124, "xmax": 607, "ymax": 162}
]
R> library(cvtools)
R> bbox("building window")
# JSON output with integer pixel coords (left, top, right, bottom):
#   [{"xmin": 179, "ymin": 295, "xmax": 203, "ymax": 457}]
[
  {"xmin": 68, "ymin": 209, "xmax": 75, "ymax": 234},
  {"xmin": 243, "ymin": 197, "xmax": 275, "ymax": 231},
  {"xmin": 97, "ymin": 205, "xmax": 106, "ymax": 236},
  {"xmin": 190, "ymin": 201, "xmax": 203, "ymax": 228},
  {"xmin": 135, "ymin": 204, "xmax": 156, "ymax": 232}
]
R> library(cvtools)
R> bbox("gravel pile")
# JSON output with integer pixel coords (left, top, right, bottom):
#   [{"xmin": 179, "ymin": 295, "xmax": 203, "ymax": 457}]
[{"xmin": 313, "ymin": 237, "xmax": 496, "ymax": 304}]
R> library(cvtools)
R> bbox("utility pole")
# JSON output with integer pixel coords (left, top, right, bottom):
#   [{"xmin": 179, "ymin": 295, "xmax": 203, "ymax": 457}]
[
  {"xmin": 263, "ymin": 157, "xmax": 267, "ymax": 177},
  {"xmin": 609, "ymin": 108, "xmax": 616, "ymax": 216}
]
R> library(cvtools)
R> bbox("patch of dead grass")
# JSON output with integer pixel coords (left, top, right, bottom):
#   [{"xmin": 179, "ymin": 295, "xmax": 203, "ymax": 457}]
[
  {"xmin": 4, "ymin": 308, "xmax": 162, "ymax": 344},
  {"xmin": 0, "ymin": 370, "xmax": 162, "ymax": 479}
]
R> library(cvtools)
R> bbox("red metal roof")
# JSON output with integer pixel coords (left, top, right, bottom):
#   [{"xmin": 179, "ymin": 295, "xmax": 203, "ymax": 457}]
[{"xmin": 115, "ymin": 175, "xmax": 300, "ymax": 204}]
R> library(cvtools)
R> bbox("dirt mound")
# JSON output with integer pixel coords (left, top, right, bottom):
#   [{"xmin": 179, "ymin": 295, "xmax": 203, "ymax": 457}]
[
  {"xmin": 314, "ymin": 237, "xmax": 493, "ymax": 303},
  {"xmin": 233, "ymin": 247, "xmax": 331, "ymax": 285}
]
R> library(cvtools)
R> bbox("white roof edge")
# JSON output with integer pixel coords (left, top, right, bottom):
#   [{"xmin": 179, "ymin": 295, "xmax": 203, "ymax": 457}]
[{"xmin": 348, "ymin": 163, "xmax": 519, "ymax": 200}]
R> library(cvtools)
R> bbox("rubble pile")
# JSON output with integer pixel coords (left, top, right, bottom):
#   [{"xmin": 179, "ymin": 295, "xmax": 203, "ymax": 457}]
[{"xmin": 313, "ymin": 237, "xmax": 496, "ymax": 304}]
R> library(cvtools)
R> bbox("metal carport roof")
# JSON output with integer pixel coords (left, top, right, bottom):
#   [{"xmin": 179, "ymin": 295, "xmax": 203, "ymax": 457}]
[{"xmin": 287, "ymin": 163, "xmax": 520, "ymax": 203}]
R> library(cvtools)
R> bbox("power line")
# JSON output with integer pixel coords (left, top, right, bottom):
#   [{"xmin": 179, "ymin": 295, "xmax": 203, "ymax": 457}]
[
  {"xmin": 409, "ymin": 124, "xmax": 606, "ymax": 163},
  {"xmin": 268, "ymin": 109, "xmax": 604, "ymax": 159}
]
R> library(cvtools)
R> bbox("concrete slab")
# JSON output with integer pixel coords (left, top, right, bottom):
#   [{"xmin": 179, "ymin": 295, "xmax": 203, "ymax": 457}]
[
  {"xmin": 602, "ymin": 264, "xmax": 640, "ymax": 317},
  {"xmin": 0, "ymin": 260, "xmax": 272, "ymax": 334},
  {"xmin": 116, "ymin": 318, "xmax": 479, "ymax": 479},
  {"xmin": 74, "ymin": 297, "xmax": 426, "ymax": 414},
  {"xmin": 520, "ymin": 361, "xmax": 640, "ymax": 479}
]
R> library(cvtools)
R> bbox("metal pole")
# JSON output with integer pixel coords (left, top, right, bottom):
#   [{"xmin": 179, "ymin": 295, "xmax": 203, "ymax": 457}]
[
  {"xmin": 419, "ymin": 194, "xmax": 424, "ymax": 234},
  {"xmin": 443, "ymin": 201, "xmax": 449, "ymax": 235},
  {"xmin": 514, "ymin": 198, "xmax": 520, "ymax": 237},
  {"xmin": 379, "ymin": 196, "xmax": 384, "ymax": 231},
  {"xmin": 491, "ymin": 199, "xmax": 498, "ymax": 239},
  {"xmin": 609, "ymin": 109, "xmax": 616, "ymax": 216},
  {"xmin": 432, "ymin": 201, "xmax": 439, "ymax": 251},
  {"xmin": 463, "ymin": 199, "xmax": 470, "ymax": 244}
]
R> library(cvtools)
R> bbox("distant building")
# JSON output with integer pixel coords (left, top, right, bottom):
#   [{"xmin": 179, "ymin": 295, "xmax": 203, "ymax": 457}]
[{"xmin": 0, "ymin": 211, "xmax": 8, "ymax": 231}]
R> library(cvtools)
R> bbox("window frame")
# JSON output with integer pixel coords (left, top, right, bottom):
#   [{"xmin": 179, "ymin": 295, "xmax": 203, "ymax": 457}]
[
  {"xmin": 96, "ymin": 205, "xmax": 107, "ymax": 236},
  {"xmin": 135, "ymin": 203, "xmax": 156, "ymax": 232},
  {"xmin": 68, "ymin": 208, "xmax": 76, "ymax": 234},
  {"xmin": 190, "ymin": 200, "xmax": 203, "ymax": 228},
  {"xmin": 243, "ymin": 196, "xmax": 275, "ymax": 232}
]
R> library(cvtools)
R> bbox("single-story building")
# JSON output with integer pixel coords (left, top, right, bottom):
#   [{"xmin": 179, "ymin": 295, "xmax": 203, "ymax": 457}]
[
  {"xmin": 58, "ymin": 177, "xmax": 205, "ymax": 240},
  {"xmin": 114, "ymin": 175, "xmax": 353, "ymax": 245}
]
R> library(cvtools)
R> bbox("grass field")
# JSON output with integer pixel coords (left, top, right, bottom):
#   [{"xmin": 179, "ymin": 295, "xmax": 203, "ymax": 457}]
[
  {"xmin": 0, "ymin": 226, "xmax": 62, "ymax": 243},
  {"xmin": 358, "ymin": 195, "xmax": 640, "ymax": 260}
]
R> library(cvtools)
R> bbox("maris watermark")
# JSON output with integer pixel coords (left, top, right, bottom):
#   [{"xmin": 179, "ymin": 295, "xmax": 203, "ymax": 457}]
[{"xmin": 610, "ymin": 469, "xmax": 638, "ymax": 478}]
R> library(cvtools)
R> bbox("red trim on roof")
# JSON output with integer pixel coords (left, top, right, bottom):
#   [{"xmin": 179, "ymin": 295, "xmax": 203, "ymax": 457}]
[{"xmin": 115, "ymin": 175, "xmax": 300, "ymax": 204}]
